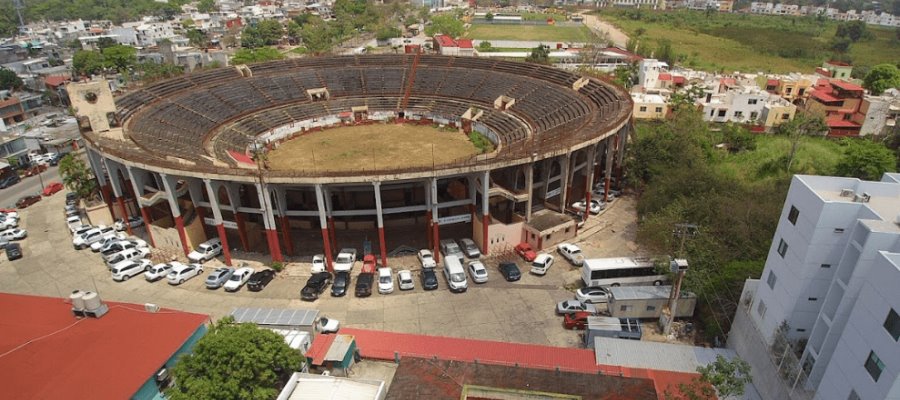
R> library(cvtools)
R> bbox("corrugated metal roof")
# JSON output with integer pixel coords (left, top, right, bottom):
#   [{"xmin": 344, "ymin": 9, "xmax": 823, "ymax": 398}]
[
  {"xmin": 610, "ymin": 286, "xmax": 672, "ymax": 300},
  {"xmin": 284, "ymin": 374, "xmax": 383, "ymax": 400},
  {"xmin": 307, "ymin": 334, "xmax": 336, "ymax": 365},
  {"xmin": 325, "ymin": 334, "xmax": 354, "ymax": 361},
  {"xmin": 231, "ymin": 307, "xmax": 319, "ymax": 327},
  {"xmin": 593, "ymin": 337, "xmax": 736, "ymax": 373},
  {"xmin": 587, "ymin": 316, "xmax": 624, "ymax": 332}
]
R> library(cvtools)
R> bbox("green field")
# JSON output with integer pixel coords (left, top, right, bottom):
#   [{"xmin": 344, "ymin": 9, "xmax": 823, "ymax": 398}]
[
  {"xmin": 466, "ymin": 24, "xmax": 595, "ymax": 42},
  {"xmin": 717, "ymin": 134, "xmax": 844, "ymax": 179},
  {"xmin": 597, "ymin": 9, "xmax": 900, "ymax": 74}
]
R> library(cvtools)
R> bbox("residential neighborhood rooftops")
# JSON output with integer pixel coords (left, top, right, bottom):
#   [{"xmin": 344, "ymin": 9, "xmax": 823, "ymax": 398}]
[{"xmin": 830, "ymin": 80, "xmax": 864, "ymax": 92}]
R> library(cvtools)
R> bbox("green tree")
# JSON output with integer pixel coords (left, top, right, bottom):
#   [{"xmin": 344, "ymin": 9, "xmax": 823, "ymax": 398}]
[
  {"xmin": 669, "ymin": 85, "xmax": 705, "ymax": 111},
  {"xmin": 242, "ymin": 20, "xmax": 283, "ymax": 48},
  {"xmin": 525, "ymin": 44, "xmax": 551, "ymax": 64},
  {"xmin": 774, "ymin": 113, "xmax": 828, "ymax": 171},
  {"xmin": 862, "ymin": 64, "xmax": 900, "ymax": 95},
  {"xmin": 138, "ymin": 61, "xmax": 184, "ymax": 83},
  {"xmin": 101, "ymin": 45, "xmax": 137, "ymax": 72},
  {"xmin": 829, "ymin": 37, "xmax": 852, "ymax": 53},
  {"xmin": 835, "ymin": 138, "xmax": 896, "ymax": 180},
  {"xmin": 187, "ymin": 29, "xmax": 207, "ymax": 47},
  {"xmin": 58, "ymin": 154, "xmax": 97, "ymax": 200},
  {"xmin": 425, "ymin": 14, "xmax": 464, "ymax": 38},
  {"xmin": 835, "ymin": 20, "xmax": 871, "ymax": 42},
  {"xmin": 300, "ymin": 18, "xmax": 335, "ymax": 55},
  {"xmin": 375, "ymin": 25, "xmax": 401, "ymax": 41},
  {"xmin": 230, "ymin": 47, "xmax": 285, "ymax": 65},
  {"xmin": 666, "ymin": 355, "xmax": 752, "ymax": 399},
  {"xmin": 722, "ymin": 123, "xmax": 757, "ymax": 152},
  {"xmin": 166, "ymin": 317, "xmax": 304, "ymax": 400},
  {"xmin": 485, "ymin": 11, "xmax": 494, "ymax": 22},
  {"xmin": 198, "ymin": 0, "xmax": 217, "ymax": 13},
  {"xmin": 0, "ymin": 68, "xmax": 24, "ymax": 91},
  {"xmin": 656, "ymin": 39, "xmax": 675, "ymax": 65},
  {"xmin": 96, "ymin": 36, "xmax": 117, "ymax": 50},
  {"xmin": 72, "ymin": 50, "xmax": 106, "ymax": 76}
]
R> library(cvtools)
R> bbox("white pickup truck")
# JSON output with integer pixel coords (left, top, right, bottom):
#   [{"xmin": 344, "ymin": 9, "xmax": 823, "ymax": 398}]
[{"xmin": 333, "ymin": 248, "xmax": 357, "ymax": 272}]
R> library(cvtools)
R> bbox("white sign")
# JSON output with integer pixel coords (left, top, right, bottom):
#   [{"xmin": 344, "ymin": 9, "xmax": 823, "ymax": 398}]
[
  {"xmin": 204, "ymin": 217, "xmax": 238, "ymax": 229},
  {"xmin": 438, "ymin": 214, "xmax": 472, "ymax": 225},
  {"xmin": 546, "ymin": 187, "xmax": 561, "ymax": 198}
]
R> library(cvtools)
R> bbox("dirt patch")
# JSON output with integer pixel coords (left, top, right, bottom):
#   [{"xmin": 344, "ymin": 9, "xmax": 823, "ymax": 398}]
[{"xmin": 267, "ymin": 123, "xmax": 479, "ymax": 173}]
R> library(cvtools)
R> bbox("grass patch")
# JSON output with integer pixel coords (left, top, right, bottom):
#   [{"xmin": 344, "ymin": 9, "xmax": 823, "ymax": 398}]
[
  {"xmin": 467, "ymin": 24, "xmax": 595, "ymax": 42},
  {"xmin": 469, "ymin": 131, "xmax": 495, "ymax": 153},
  {"xmin": 716, "ymin": 134, "xmax": 844, "ymax": 180}
]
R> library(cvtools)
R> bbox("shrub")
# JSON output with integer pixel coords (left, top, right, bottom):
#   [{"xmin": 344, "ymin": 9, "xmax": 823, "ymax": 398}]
[
  {"xmin": 469, "ymin": 132, "xmax": 495, "ymax": 153},
  {"xmin": 271, "ymin": 261, "xmax": 284, "ymax": 272}
]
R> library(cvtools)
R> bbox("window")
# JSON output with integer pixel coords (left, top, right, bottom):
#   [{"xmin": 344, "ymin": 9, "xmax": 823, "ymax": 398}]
[
  {"xmin": 710, "ymin": 109, "xmax": 715, "ymax": 117},
  {"xmin": 797, "ymin": 329, "xmax": 806, "ymax": 332},
  {"xmin": 782, "ymin": 113, "xmax": 791, "ymax": 120},
  {"xmin": 821, "ymin": 264, "xmax": 832, "ymax": 268},
  {"xmin": 640, "ymin": 106, "xmax": 647, "ymax": 112},
  {"xmin": 734, "ymin": 111, "xmax": 744, "ymax": 118},
  {"xmin": 786, "ymin": 88, "xmax": 793, "ymax": 94},
  {"xmin": 788, "ymin": 206, "xmax": 799, "ymax": 225},
  {"xmin": 646, "ymin": 305, "xmax": 656, "ymax": 311},
  {"xmin": 748, "ymin": 99, "xmax": 758, "ymax": 105},
  {"xmin": 777, "ymin": 239, "xmax": 788, "ymax": 257},
  {"xmin": 834, "ymin": 228, "xmax": 845, "ymax": 233},
  {"xmin": 808, "ymin": 297, "xmax": 818, "ymax": 301},
  {"xmin": 620, "ymin": 305, "xmax": 633, "ymax": 312},
  {"xmin": 718, "ymin": 109, "xmax": 727, "ymax": 117},
  {"xmin": 655, "ymin": 107, "xmax": 663, "ymax": 113},
  {"xmin": 757, "ymin": 300, "xmax": 767, "ymax": 317},
  {"xmin": 767, "ymin": 271, "xmax": 777, "ymax": 289},
  {"xmin": 885, "ymin": 309, "xmax": 900, "ymax": 341},
  {"xmin": 798, "ymin": 88, "xmax": 806, "ymax": 96},
  {"xmin": 864, "ymin": 351, "xmax": 885, "ymax": 381},
  {"xmin": 750, "ymin": 111, "xmax": 758, "ymax": 120}
]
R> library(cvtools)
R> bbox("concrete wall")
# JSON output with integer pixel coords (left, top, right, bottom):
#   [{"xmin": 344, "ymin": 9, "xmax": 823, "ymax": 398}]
[
  {"xmin": 85, "ymin": 201, "xmax": 115, "ymax": 226},
  {"xmin": 149, "ymin": 216, "xmax": 183, "ymax": 251},
  {"xmin": 484, "ymin": 220, "xmax": 523, "ymax": 254},
  {"xmin": 67, "ymin": 81, "xmax": 116, "ymax": 133},
  {"xmin": 184, "ymin": 214, "xmax": 207, "ymax": 250}
]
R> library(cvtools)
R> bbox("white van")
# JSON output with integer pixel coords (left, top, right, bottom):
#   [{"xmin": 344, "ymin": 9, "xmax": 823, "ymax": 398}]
[
  {"xmin": 530, "ymin": 253, "xmax": 555, "ymax": 275},
  {"xmin": 442, "ymin": 255, "xmax": 468, "ymax": 293}
]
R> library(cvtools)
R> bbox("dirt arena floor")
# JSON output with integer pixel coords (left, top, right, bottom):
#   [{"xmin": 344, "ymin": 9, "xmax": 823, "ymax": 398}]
[{"xmin": 266, "ymin": 123, "xmax": 479, "ymax": 172}]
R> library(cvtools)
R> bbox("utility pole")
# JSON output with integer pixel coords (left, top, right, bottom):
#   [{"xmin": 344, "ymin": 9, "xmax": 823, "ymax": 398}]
[{"xmin": 662, "ymin": 223, "xmax": 698, "ymax": 336}]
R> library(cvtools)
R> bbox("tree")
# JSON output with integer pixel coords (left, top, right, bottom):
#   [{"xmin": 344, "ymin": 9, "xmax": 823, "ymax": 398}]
[
  {"xmin": 774, "ymin": 113, "xmax": 828, "ymax": 171},
  {"xmin": 58, "ymin": 154, "xmax": 97, "ymax": 200},
  {"xmin": 241, "ymin": 20, "xmax": 283, "ymax": 48},
  {"xmin": 375, "ymin": 25, "xmax": 401, "ymax": 41},
  {"xmin": 525, "ymin": 44, "xmax": 551, "ymax": 64},
  {"xmin": 96, "ymin": 36, "xmax": 117, "ymax": 50},
  {"xmin": 722, "ymin": 123, "xmax": 757, "ymax": 152},
  {"xmin": 425, "ymin": 14, "xmax": 464, "ymax": 38},
  {"xmin": 72, "ymin": 50, "xmax": 106, "ymax": 76},
  {"xmin": 485, "ymin": 12, "xmax": 494, "ymax": 22},
  {"xmin": 835, "ymin": 138, "xmax": 896, "ymax": 180},
  {"xmin": 300, "ymin": 18, "xmax": 335, "ymax": 55},
  {"xmin": 166, "ymin": 317, "xmax": 304, "ymax": 400},
  {"xmin": 610, "ymin": 62, "xmax": 638, "ymax": 89},
  {"xmin": 0, "ymin": 68, "xmax": 23, "ymax": 91},
  {"xmin": 101, "ymin": 45, "xmax": 137, "ymax": 72},
  {"xmin": 478, "ymin": 40, "xmax": 494, "ymax": 52},
  {"xmin": 862, "ymin": 64, "xmax": 900, "ymax": 95},
  {"xmin": 835, "ymin": 20, "xmax": 871, "ymax": 42},
  {"xmin": 829, "ymin": 37, "xmax": 852, "ymax": 54},
  {"xmin": 138, "ymin": 61, "xmax": 184, "ymax": 83},
  {"xmin": 187, "ymin": 29, "xmax": 207, "ymax": 48},
  {"xmin": 231, "ymin": 47, "xmax": 285, "ymax": 65},
  {"xmin": 668, "ymin": 85, "xmax": 705, "ymax": 111},
  {"xmin": 197, "ymin": 0, "xmax": 217, "ymax": 13},
  {"xmin": 666, "ymin": 355, "xmax": 752, "ymax": 399},
  {"xmin": 656, "ymin": 39, "xmax": 675, "ymax": 65}
]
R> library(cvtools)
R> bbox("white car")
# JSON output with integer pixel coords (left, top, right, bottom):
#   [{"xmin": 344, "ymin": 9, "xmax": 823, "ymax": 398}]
[
  {"xmin": 111, "ymin": 259, "xmax": 152, "ymax": 281},
  {"xmin": 113, "ymin": 216, "xmax": 144, "ymax": 231},
  {"xmin": 317, "ymin": 317, "xmax": 340, "ymax": 334},
  {"xmin": 188, "ymin": 238, "xmax": 223, "ymax": 263},
  {"xmin": 311, "ymin": 254, "xmax": 326, "ymax": 273},
  {"xmin": 223, "ymin": 267, "xmax": 255, "ymax": 292},
  {"xmin": 377, "ymin": 267, "xmax": 394, "ymax": 294},
  {"xmin": 67, "ymin": 215, "xmax": 83, "ymax": 231},
  {"xmin": 145, "ymin": 262, "xmax": 182, "ymax": 282},
  {"xmin": 530, "ymin": 253, "xmax": 555, "ymax": 275},
  {"xmin": 167, "ymin": 263, "xmax": 204, "ymax": 285},
  {"xmin": 557, "ymin": 243, "xmax": 585, "ymax": 266},
  {"xmin": 417, "ymin": 249, "xmax": 437, "ymax": 269},
  {"xmin": 72, "ymin": 224, "xmax": 94, "ymax": 236},
  {"xmin": 575, "ymin": 286, "xmax": 610, "ymax": 304},
  {"xmin": 73, "ymin": 226, "xmax": 114, "ymax": 249},
  {"xmin": 0, "ymin": 217, "xmax": 18, "ymax": 230},
  {"xmin": 556, "ymin": 300, "xmax": 597, "ymax": 315},
  {"xmin": 104, "ymin": 247, "xmax": 150, "ymax": 269},
  {"xmin": 90, "ymin": 233, "xmax": 126, "ymax": 252},
  {"xmin": 467, "ymin": 260, "xmax": 488, "ymax": 283},
  {"xmin": 0, "ymin": 211, "xmax": 19, "ymax": 219},
  {"xmin": 0, "ymin": 228, "xmax": 27, "ymax": 241},
  {"xmin": 398, "ymin": 269, "xmax": 415, "ymax": 290},
  {"xmin": 333, "ymin": 248, "xmax": 357, "ymax": 272},
  {"xmin": 571, "ymin": 199, "xmax": 604, "ymax": 215},
  {"xmin": 100, "ymin": 240, "xmax": 147, "ymax": 261}
]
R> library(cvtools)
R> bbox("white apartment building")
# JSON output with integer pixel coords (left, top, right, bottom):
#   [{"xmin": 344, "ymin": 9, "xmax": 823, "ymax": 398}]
[
  {"xmin": 741, "ymin": 174, "xmax": 900, "ymax": 400},
  {"xmin": 697, "ymin": 87, "xmax": 771, "ymax": 124},
  {"xmin": 860, "ymin": 89, "xmax": 900, "ymax": 137},
  {"xmin": 637, "ymin": 58, "xmax": 667, "ymax": 91}
]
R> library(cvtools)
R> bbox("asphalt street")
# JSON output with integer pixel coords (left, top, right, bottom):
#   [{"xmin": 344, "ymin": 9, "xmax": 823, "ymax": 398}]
[{"xmin": 0, "ymin": 166, "xmax": 61, "ymax": 209}]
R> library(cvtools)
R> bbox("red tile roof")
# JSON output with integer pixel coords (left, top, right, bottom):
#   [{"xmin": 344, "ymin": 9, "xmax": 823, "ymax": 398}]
[
  {"xmin": 457, "ymin": 39, "xmax": 473, "ymax": 49},
  {"xmin": 826, "ymin": 60, "xmax": 852, "ymax": 67},
  {"xmin": 659, "ymin": 73, "xmax": 672, "ymax": 81},
  {"xmin": 673, "ymin": 76, "xmax": 685, "ymax": 85},
  {"xmin": 810, "ymin": 90, "xmax": 841, "ymax": 103},
  {"xmin": 342, "ymin": 328, "xmax": 702, "ymax": 399},
  {"xmin": 825, "ymin": 118, "xmax": 861, "ymax": 128},
  {"xmin": 0, "ymin": 293, "xmax": 207, "ymax": 400},
  {"xmin": 766, "ymin": 79, "xmax": 779, "ymax": 87},
  {"xmin": 434, "ymin": 34, "xmax": 457, "ymax": 48},
  {"xmin": 0, "ymin": 97, "xmax": 21, "ymax": 108},
  {"xmin": 44, "ymin": 76, "xmax": 69, "ymax": 87},
  {"xmin": 306, "ymin": 333, "xmax": 336, "ymax": 365},
  {"xmin": 831, "ymin": 80, "xmax": 864, "ymax": 92}
]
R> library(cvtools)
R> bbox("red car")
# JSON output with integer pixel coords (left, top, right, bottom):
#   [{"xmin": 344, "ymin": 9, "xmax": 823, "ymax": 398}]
[
  {"xmin": 514, "ymin": 243, "xmax": 537, "ymax": 262},
  {"xmin": 563, "ymin": 311, "xmax": 594, "ymax": 330},
  {"xmin": 16, "ymin": 195, "xmax": 41, "ymax": 209},
  {"xmin": 42, "ymin": 182, "xmax": 64, "ymax": 196},
  {"xmin": 361, "ymin": 254, "xmax": 377, "ymax": 274}
]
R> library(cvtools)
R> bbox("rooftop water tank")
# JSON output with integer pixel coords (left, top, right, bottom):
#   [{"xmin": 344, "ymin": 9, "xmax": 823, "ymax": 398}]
[
  {"xmin": 70, "ymin": 290, "xmax": 85, "ymax": 311},
  {"xmin": 82, "ymin": 291, "xmax": 102, "ymax": 311}
]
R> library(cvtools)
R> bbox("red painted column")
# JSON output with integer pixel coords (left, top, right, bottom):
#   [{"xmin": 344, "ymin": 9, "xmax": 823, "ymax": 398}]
[
  {"xmin": 281, "ymin": 216, "xmax": 294, "ymax": 256},
  {"xmin": 321, "ymin": 227, "xmax": 334, "ymax": 272},
  {"xmin": 116, "ymin": 197, "xmax": 133, "ymax": 236},
  {"xmin": 482, "ymin": 214, "xmax": 490, "ymax": 256},
  {"xmin": 140, "ymin": 207, "xmax": 155, "ymax": 247},
  {"xmin": 216, "ymin": 224, "xmax": 232, "ymax": 266},
  {"xmin": 174, "ymin": 215, "xmax": 190, "ymax": 256},
  {"xmin": 266, "ymin": 229, "xmax": 283, "ymax": 262},
  {"xmin": 432, "ymin": 222, "xmax": 440, "ymax": 263},
  {"xmin": 378, "ymin": 227, "xmax": 388, "ymax": 267},
  {"xmin": 101, "ymin": 185, "xmax": 115, "ymax": 218},
  {"xmin": 425, "ymin": 213, "xmax": 432, "ymax": 250},
  {"xmin": 327, "ymin": 217, "xmax": 337, "ymax": 251},
  {"xmin": 234, "ymin": 213, "xmax": 250, "ymax": 251},
  {"xmin": 585, "ymin": 180, "xmax": 593, "ymax": 224}
]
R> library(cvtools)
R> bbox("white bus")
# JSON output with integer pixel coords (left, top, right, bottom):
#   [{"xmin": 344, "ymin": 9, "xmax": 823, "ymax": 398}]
[{"xmin": 581, "ymin": 257, "xmax": 668, "ymax": 287}]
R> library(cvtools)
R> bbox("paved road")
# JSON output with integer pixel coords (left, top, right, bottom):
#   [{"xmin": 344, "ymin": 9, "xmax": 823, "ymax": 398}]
[{"xmin": 0, "ymin": 166, "xmax": 61, "ymax": 209}]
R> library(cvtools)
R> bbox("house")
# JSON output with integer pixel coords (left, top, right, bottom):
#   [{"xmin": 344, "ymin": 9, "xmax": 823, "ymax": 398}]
[
  {"xmin": 806, "ymin": 80, "xmax": 865, "ymax": 136},
  {"xmin": 858, "ymin": 89, "xmax": 900, "ymax": 136},
  {"xmin": 305, "ymin": 333, "xmax": 360, "ymax": 374},
  {"xmin": 766, "ymin": 73, "xmax": 817, "ymax": 102},
  {"xmin": 817, "ymin": 60, "xmax": 854, "ymax": 80},
  {"xmin": 0, "ymin": 97, "xmax": 26, "ymax": 126},
  {"xmin": 522, "ymin": 209, "xmax": 576, "ymax": 251},
  {"xmin": 432, "ymin": 34, "xmax": 475, "ymax": 57},
  {"xmin": 698, "ymin": 86, "xmax": 795, "ymax": 127},
  {"xmin": 631, "ymin": 93, "xmax": 668, "ymax": 119}
]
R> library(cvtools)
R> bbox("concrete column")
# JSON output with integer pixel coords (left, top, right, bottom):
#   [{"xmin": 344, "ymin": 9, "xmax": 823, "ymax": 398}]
[
  {"xmin": 98, "ymin": 158, "xmax": 119, "ymax": 222},
  {"xmin": 374, "ymin": 182, "xmax": 387, "ymax": 267},
  {"xmin": 481, "ymin": 171, "xmax": 490, "ymax": 256},
  {"xmin": 430, "ymin": 178, "xmax": 440, "ymax": 263},
  {"xmin": 161, "ymin": 173, "xmax": 190, "ymax": 256},
  {"xmin": 324, "ymin": 187, "xmax": 337, "ymax": 252},
  {"xmin": 604, "ymin": 136, "xmax": 615, "ymax": 204},
  {"xmin": 424, "ymin": 180, "xmax": 432, "ymax": 249},
  {"xmin": 203, "ymin": 179, "xmax": 232, "ymax": 266},
  {"xmin": 256, "ymin": 183, "xmax": 283, "ymax": 263},
  {"xmin": 584, "ymin": 146, "xmax": 596, "ymax": 226},
  {"xmin": 525, "ymin": 163, "xmax": 534, "ymax": 221},
  {"xmin": 315, "ymin": 184, "xmax": 333, "ymax": 272},
  {"xmin": 615, "ymin": 125, "xmax": 628, "ymax": 185},
  {"xmin": 559, "ymin": 152, "xmax": 571, "ymax": 211},
  {"xmin": 224, "ymin": 184, "xmax": 249, "ymax": 251},
  {"xmin": 86, "ymin": 149, "xmax": 107, "ymax": 187},
  {"xmin": 126, "ymin": 166, "xmax": 155, "ymax": 247},
  {"xmin": 102, "ymin": 160, "xmax": 133, "ymax": 236},
  {"xmin": 275, "ymin": 188, "xmax": 294, "ymax": 257},
  {"xmin": 540, "ymin": 159, "xmax": 552, "ymax": 201}
]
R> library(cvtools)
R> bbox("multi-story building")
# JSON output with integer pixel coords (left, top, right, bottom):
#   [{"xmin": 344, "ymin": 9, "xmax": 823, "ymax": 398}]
[
  {"xmin": 858, "ymin": 89, "xmax": 900, "ymax": 137},
  {"xmin": 806, "ymin": 80, "xmax": 865, "ymax": 137},
  {"xmin": 698, "ymin": 86, "xmax": 795, "ymax": 127},
  {"xmin": 737, "ymin": 174, "xmax": 900, "ymax": 400},
  {"xmin": 637, "ymin": 58, "xmax": 667, "ymax": 92},
  {"xmin": 631, "ymin": 93, "xmax": 668, "ymax": 119},
  {"xmin": 765, "ymin": 73, "xmax": 818, "ymax": 103}
]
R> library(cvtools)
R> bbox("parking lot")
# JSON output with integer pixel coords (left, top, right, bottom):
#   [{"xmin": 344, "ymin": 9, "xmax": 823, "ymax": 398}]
[{"xmin": 0, "ymin": 190, "xmax": 643, "ymax": 348}]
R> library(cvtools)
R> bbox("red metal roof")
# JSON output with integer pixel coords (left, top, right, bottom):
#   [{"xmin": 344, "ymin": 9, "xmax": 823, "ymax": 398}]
[
  {"xmin": 342, "ymin": 328, "xmax": 702, "ymax": 399},
  {"xmin": 0, "ymin": 293, "xmax": 208, "ymax": 400},
  {"xmin": 44, "ymin": 76, "xmax": 68, "ymax": 87},
  {"xmin": 0, "ymin": 97, "xmax": 21, "ymax": 108},
  {"xmin": 826, "ymin": 60, "xmax": 852, "ymax": 67},
  {"xmin": 306, "ymin": 333, "xmax": 336, "ymax": 365},
  {"xmin": 766, "ymin": 79, "xmax": 779, "ymax": 87},
  {"xmin": 228, "ymin": 150, "xmax": 256, "ymax": 166},
  {"xmin": 457, "ymin": 39, "xmax": 473, "ymax": 49},
  {"xmin": 831, "ymin": 80, "xmax": 864, "ymax": 92},
  {"xmin": 825, "ymin": 118, "xmax": 861, "ymax": 128},
  {"xmin": 659, "ymin": 73, "xmax": 672, "ymax": 81},
  {"xmin": 810, "ymin": 89, "xmax": 841, "ymax": 103},
  {"xmin": 434, "ymin": 34, "xmax": 457, "ymax": 48}
]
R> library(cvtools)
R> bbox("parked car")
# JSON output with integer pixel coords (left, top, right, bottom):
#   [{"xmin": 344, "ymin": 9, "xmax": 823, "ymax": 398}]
[
  {"xmin": 224, "ymin": 267, "xmax": 255, "ymax": 292},
  {"xmin": 0, "ymin": 216, "xmax": 18, "ymax": 230},
  {"xmin": 498, "ymin": 262, "xmax": 521, "ymax": 282},
  {"xmin": 421, "ymin": 268, "xmax": 439, "ymax": 290},
  {"xmin": 6, "ymin": 243, "xmax": 22, "ymax": 260},
  {"xmin": 67, "ymin": 215, "xmax": 83, "ymax": 232},
  {"xmin": 557, "ymin": 243, "xmax": 585, "ymax": 266},
  {"xmin": 443, "ymin": 255, "xmax": 468, "ymax": 293},
  {"xmin": 398, "ymin": 269, "xmax": 414, "ymax": 290},
  {"xmin": 112, "ymin": 259, "xmax": 152, "ymax": 281},
  {"xmin": 145, "ymin": 262, "xmax": 181, "ymax": 282},
  {"xmin": 571, "ymin": 199, "xmax": 604, "ymax": 215},
  {"xmin": 317, "ymin": 317, "xmax": 340, "ymax": 334},
  {"xmin": 458, "ymin": 238, "xmax": 481, "ymax": 259},
  {"xmin": 0, "ymin": 211, "xmax": 19, "ymax": 220},
  {"xmin": 0, "ymin": 174, "xmax": 20, "ymax": 189},
  {"xmin": 575, "ymin": 286, "xmax": 610, "ymax": 304},
  {"xmin": 41, "ymin": 182, "xmax": 64, "ymax": 196},
  {"xmin": 113, "ymin": 216, "xmax": 143, "ymax": 231},
  {"xmin": 417, "ymin": 249, "xmax": 437, "ymax": 269},
  {"xmin": 104, "ymin": 247, "xmax": 149, "ymax": 268},
  {"xmin": 247, "ymin": 269, "xmax": 276, "ymax": 291},
  {"xmin": 334, "ymin": 248, "xmax": 358, "ymax": 272},
  {"xmin": 467, "ymin": 260, "xmax": 488, "ymax": 283},
  {"xmin": 355, "ymin": 259, "xmax": 376, "ymax": 297},
  {"xmin": 100, "ymin": 240, "xmax": 146, "ymax": 261},
  {"xmin": 556, "ymin": 300, "xmax": 597, "ymax": 315},
  {"xmin": 301, "ymin": 272, "xmax": 332, "ymax": 301},
  {"xmin": 65, "ymin": 192, "xmax": 78, "ymax": 206},
  {"xmin": 16, "ymin": 195, "xmax": 41, "ymax": 209},
  {"xmin": 563, "ymin": 311, "xmax": 594, "ymax": 330},
  {"xmin": 530, "ymin": 253, "xmax": 555, "ymax": 275},
  {"xmin": 331, "ymin": 271, "xmax": 351, "ymax": 297},
  {"xmin": 439, "ymin": 239, "xmax": 465, "ymax": 259},
  {"xmin": 73, "ymin": 226, "xmax": 115, "ymax": 249},
  {"xmin": 167, "ymin": 263, "xmax": 204, "ymax": 285},
  {"xmin": 377, "ymin": 267, "xmax": 394, "ymax": 294},
  {"xmin": 0, "ymin": 228, "xmax": 27, "ymax": 241},
  {"xmin": 90, "ymin": 233, "xmax": 126, "ymax": 252},
  {"xmin": 514, "ymin": 243, "xmax": 537, "ymax": 262},
  {"xmin": 311, "ymin": 254, "xmax": 327, "ymax": 273},
  {"xmin": 188, "ymin": 238, "xmax": 223, "ymax": 263},
  {"xmin": 205, "ymin": 267, "xmax": 235, "ymax": 289}
]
